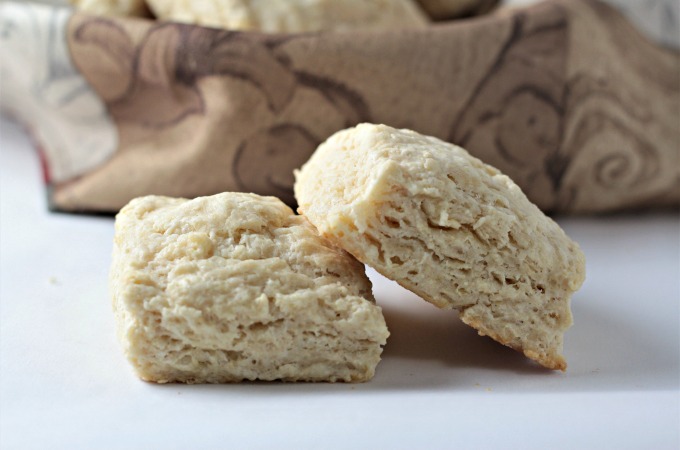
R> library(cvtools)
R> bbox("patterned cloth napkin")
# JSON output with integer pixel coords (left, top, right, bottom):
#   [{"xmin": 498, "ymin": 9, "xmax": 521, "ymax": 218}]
[{"xmin": 1, "ymin": 0, "xmax": 678, "ymax": 214}]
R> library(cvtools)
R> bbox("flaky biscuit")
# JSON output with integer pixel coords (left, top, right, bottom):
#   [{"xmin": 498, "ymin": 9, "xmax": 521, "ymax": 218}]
[
  {"xmin": 295, "ymin": 124, "xmax": 585, "ymax": 370},
  {"xmin": 110, "ymin": 192, "xmax": 388, "ymax": 383},
  {"xmin": 145, "ymin": 0, "xmax": 429, "ymax": 33}
]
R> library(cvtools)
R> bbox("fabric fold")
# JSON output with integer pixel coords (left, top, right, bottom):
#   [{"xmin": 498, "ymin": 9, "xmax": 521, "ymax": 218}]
[{"xmin": 0, "ymin": 2, "xmax": 118, "ymax": 185}]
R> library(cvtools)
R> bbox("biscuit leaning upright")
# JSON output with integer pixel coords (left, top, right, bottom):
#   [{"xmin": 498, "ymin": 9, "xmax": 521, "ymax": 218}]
[
  {"xmin": 295, "ymin": 124, "xmax": 585, "ymax": 370},
  {"xmin": 110, "ymin": 192, "xmax": 388, "ymax": 383}
]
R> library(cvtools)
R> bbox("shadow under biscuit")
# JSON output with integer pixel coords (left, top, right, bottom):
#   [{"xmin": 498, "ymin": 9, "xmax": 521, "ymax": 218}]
[{"xmin": 369, "ymin": 303, "xmax": 552, "ymax": 391}]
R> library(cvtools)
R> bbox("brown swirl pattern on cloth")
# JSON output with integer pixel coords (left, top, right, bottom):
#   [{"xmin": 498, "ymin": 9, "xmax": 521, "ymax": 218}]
[{"xmin": 58, "ymin": 0, "xmax": 679, "ymax": 214}]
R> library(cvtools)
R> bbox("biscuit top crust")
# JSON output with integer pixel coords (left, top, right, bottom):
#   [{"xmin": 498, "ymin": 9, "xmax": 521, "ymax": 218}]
[{"xmin": 113, "ymin": 192, "xmax": 374, "ymax": 303}]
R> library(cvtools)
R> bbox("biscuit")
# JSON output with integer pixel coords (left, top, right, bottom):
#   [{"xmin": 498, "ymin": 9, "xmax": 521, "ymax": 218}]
[
  {"xmin": 295, "ymin": 124, "xmax": 585, "ymax": 370},
  {"xmin": 110, "ymin": 192, "xmax": 389, "ymax": 383},
  {"xmin": 416, "ymin": 0, "xmax": 496, "ymax": 20},
  {"xmin": 70, "ymin": 0, "xmax": 148, "ymax": 16},
  {"xmin": 145, "ymin": 0, "xmax": 429, "ymax": 33}
]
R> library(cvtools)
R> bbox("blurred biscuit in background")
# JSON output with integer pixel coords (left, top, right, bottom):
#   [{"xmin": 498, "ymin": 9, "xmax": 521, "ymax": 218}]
[{"xmin": 146, "ymin": 0, "xmax": 430, "ymax": 32}]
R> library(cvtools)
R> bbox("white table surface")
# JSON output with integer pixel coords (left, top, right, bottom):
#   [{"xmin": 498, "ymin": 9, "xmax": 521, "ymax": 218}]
[{"xmin": 1, "ymin": 117, "xmax": 678, "ymax": 449}]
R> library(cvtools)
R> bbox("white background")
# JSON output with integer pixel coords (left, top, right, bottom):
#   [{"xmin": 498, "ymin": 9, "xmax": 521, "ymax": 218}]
[{"xmin": 1, "ymin": 113, "xmax": 679, "ymax": 449}]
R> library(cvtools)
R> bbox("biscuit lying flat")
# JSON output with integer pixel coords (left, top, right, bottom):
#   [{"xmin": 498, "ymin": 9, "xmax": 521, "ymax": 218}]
[
  {"xmin": 295, "ymin": 124, "xmax": 585, "ymax": 370},
  {"xmin": 70, "ymin": 0, "xmax": 148, "ymax": 16},
  {"xmin": 110, "ymin": 193, "xmax": 388, "ymax": 383},
  {"xmin": 146, "ymin": 0, "xmax": 429, "ymax": 33}
]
